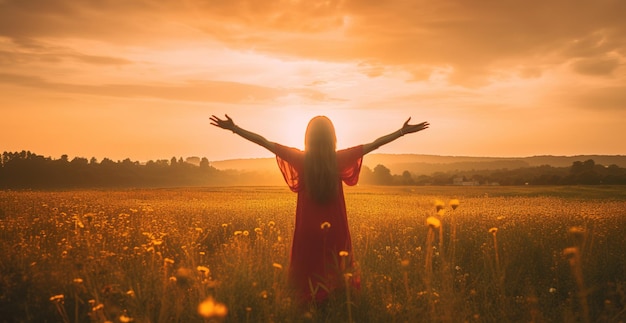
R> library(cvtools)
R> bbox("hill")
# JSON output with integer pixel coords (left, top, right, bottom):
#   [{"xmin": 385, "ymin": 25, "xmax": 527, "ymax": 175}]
[{"xmin": 211, "ymin": 154, "xmax": 626, "ymax": 175}]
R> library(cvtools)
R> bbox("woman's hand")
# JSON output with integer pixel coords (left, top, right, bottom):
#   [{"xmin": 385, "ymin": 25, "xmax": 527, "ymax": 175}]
[
  {"xmin": 400, "ymin": 117, "xmax": 429, "ymax": 136},
  {"xmin": 210, "ymin": 114, "xmax": 236, "ymax": 132}
]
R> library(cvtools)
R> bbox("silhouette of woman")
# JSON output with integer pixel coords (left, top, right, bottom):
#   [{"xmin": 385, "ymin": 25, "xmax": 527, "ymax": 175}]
[{"xmin": 210, "ymin": 114, "xmax": 429, "ymax": 303}]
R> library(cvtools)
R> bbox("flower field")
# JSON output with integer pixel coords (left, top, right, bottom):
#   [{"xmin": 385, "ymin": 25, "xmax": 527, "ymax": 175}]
[{"xmin": 1, "ymin": 186, "xmax": 625, "ymax": 322}]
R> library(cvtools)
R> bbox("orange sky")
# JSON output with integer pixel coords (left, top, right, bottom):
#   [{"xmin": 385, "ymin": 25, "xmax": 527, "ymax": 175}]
[{"xmin": 1, "ymin": 0, "xmax": 625, "ymax": 162}]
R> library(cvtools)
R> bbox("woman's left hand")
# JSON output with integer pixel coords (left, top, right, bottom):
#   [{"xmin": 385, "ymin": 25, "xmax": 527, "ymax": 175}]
[{"xmin": 400, "ymin": 117, "xmax": 429, "ymax": 135}]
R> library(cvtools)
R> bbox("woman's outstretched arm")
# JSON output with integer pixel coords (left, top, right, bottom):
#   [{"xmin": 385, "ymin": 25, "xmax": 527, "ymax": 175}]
[
  {"xmin": 362, "ymin": 118, "xmax": 429, "ymax": 155},
  {"xmin": 210, "ymin": 114, "xmax": 278, "ymax": 154}
]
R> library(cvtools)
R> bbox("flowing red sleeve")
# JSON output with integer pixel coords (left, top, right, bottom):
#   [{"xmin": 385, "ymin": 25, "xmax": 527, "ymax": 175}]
[
  {"xmin": 275, "ymin": 144, "xmax": 304, "ymax": 192},
  {"xmin": 337, "ymin": 145, "xmax": 364, "ymax": 186}
]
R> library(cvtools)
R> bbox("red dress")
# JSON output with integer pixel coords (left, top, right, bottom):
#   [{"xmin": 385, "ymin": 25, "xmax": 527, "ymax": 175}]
[{"xmin": 275, "ymin": 143, "xmax": 364, "ymax": 303}]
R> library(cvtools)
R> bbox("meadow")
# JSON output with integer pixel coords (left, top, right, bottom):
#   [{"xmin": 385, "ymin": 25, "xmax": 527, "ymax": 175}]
[{"xmin": 1, "ymin": 185, "xmax": 625, "ymax": 322}]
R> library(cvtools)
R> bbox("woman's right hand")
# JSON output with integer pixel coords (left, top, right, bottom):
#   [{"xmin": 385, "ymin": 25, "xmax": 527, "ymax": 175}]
[{"xmin": 210, "ymin": 114, "xmax": 236, "ymax": 132}]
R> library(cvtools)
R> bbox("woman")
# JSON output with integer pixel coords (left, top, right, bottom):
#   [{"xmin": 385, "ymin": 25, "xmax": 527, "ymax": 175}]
[{"xmin": 210, "ymin": 114, "xmax": 429, "ymax": 303}]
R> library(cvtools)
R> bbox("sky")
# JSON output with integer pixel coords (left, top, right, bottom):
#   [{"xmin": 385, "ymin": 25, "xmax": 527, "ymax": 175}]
[{"xmin": 1, "ymin": 0, "xmax": 625, "ymax": 162}]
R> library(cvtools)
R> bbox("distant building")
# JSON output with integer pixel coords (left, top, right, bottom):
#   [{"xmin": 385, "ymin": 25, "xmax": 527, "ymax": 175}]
[{"xmin": 452, "ymin": 177, "xmax": 479, "ymax": 186}]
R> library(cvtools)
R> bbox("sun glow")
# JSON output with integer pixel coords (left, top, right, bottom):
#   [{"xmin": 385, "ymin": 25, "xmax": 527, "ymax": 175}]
[{"xmin": 276, "ymin": 107, "xmax": 356, "ymax": 151}]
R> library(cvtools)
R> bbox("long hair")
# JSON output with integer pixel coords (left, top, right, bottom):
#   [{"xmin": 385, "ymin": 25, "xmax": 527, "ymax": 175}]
[{"xmin": 304, "ymin": 116, "xmax": 339, "ymax": 204}]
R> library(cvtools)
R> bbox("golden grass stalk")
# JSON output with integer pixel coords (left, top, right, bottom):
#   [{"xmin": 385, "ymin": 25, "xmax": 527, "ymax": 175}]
[
  {"xmin": 563, "ymin": 246, "xmax": 589, "ymax": 323},
  {"xmin": 424, "ymin": 216, "xmax": 440, "ymax": 318}
]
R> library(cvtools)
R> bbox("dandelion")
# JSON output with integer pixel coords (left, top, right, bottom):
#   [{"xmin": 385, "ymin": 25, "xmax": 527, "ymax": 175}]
[
  {"xmin": 221, "ymin": 223, "xmax": 228, "ymax": 228},
  {"xmin": 49, "ymin": 294, "xmax": 64, "ymax": 302},
  {"xmin": 449, "ymin": 199, "xmax": 460, "ymax": 210},
  {"xmin": 339, "ymin": 250, "xmax": 349, "ymax": 257},
  {"xmin": 434, "ymin": 200, "xmax": 445, "ymax": 212},
  {"xmin": 254, "ymin": 227, "xmax": 262, "ymax": 234},
  {"xmin": 197, "ymin": 297, "xmax": 228, "ymax": 318},
  {"xmin": 233, "ymin": 230, "xmax": 242, "ymax": 236},
  {"xmin": 563, "ymin": 247, "xmax": 579, "ymax": 257},
  {"xmin": 568, "ymin": 226, "xmax": 586, "ymax": 249},
  {"xmin": 426, "ymin": 216, "xmax": 441, "ymax": 229},
  {"xmin": 119, "ymin": 314, "xmax": 134, "ymax": 322},
  {"xmin": 197, "ymin": 266, "xmax": 210, "ymax": 276},
  {"xmin": 568, "ymin": 226, "xmax": 585, "ymax": 235},
  {"xmin": 489, "ymin": 226, "xmax": 503, "ymax": 303},
  {"xmin": 272, "ymin": 263, "xmax": 283, "ymax": 270},
  {"xmin": 126, "ymin": 290, "xmax": 135, "ymax": 297},
  {"xmin": 164, "ymin": 258, "xmax": 175, "ymax": 265},
  {"xmin": 401, "ymin": 259, "xmax": 410, "ymax": 303},
  {"xmin": 73, "ymin": 278, "xmax": 83, "ymax": 284},
  {"xmin": 320, "ymin": 222, "xmax": 331, "ymax": 230},
  {"xmin": 243, "ymin": 230, "xmax": 249, "ymax": 236},
  {"xmin": 84, "ymin": 213, "xmax": 95, "ymax": 222},
  {"xmin": 563, "ymin": 246, "xmax": 589, "ymax": 322},
  {"xmin": 75, "ymin": 218, "xmax": 85, "ymax": 229},
  {"xmin": 343, "ymin": 272, "xmax": 354, "ymax": 323},
  {"xmin": 175, "ymin": 268, "xmax": 194, "ymax": 287},
  {"xmin": 268, "ymin": 221, "xmax": 276, "ymax": 228}
]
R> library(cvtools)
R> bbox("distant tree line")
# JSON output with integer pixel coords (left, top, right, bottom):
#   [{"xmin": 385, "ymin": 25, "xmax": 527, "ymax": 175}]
[
  {"xmin": 360, "ymin": 159, "xmax": 626, "ymax": 186},
  {"xmin": 1, "ymin": 151, "xmax": 625, "ymax": 189},
  {"xmin": 0, "ymin": 151, "xmax": 232, "ymax": 189}
]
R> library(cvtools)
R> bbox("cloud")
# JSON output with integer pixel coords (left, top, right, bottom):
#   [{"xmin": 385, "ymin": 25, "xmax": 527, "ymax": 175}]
[
  {"xmin": 0, "ymin": 0, "xmax": 626, "ymax": 87},
  {"xmin": 571, "ymin": 56, "xmax": 621, "ymax": 76},
  {"xmin": 190, "ymin": 0, "xmax": 626, "ymax": 86},
  {"xmin": 575, "ymin": 86, "xmax": 626, "ymax": 111},
  {"xmin": 0, "ymin": 38, "xmax": 133, "ymax": 69},
  {"xmin": 0, "ymin": 0, "xmax": 625, "ymax": 87},
  {"xmin": 0, "ymin": 72, "xmax": 315, "ymax": 104}
]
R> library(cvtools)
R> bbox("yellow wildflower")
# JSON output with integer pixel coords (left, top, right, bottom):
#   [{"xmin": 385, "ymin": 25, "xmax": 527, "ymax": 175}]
[
  {"xmin": 197, "ymin": 266, "xmax": 210, "ymax": 275},
  {"xmin": 426, "ymin": 216, "xmax": 441, "ymax": 229},
  {"xmin": 449, "ymin": 199, "xmax": 460, "ymax": 210},
  {"xmin": 434, "ymin": 200, "xmax": 445, "ymax": 212},
  {"xmin": 198, "ymin": 297, "xmax": 228, "ymax": 318}
]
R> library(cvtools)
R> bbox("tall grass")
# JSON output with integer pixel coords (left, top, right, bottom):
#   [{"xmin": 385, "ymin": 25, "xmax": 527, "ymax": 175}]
[{"xmin": 0, "ymin": 186, "xmax": 625, "ymax": 322}]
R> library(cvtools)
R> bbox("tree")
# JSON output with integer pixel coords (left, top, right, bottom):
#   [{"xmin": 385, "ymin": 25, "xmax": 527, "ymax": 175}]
[
  {"xmin": 200, "ymin": 157, "xmax": 210, "ymax": 168},
  {"xmin": 570, "ymin": 159, "xmax": 601, "ymax": 184},
  {"xmin": 372, "ymin": 164, "xmax": 393, "ymax": 185},
  {"xmin": 401, "ymin": 170, "xmax": 415, "ymax": 185}
]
